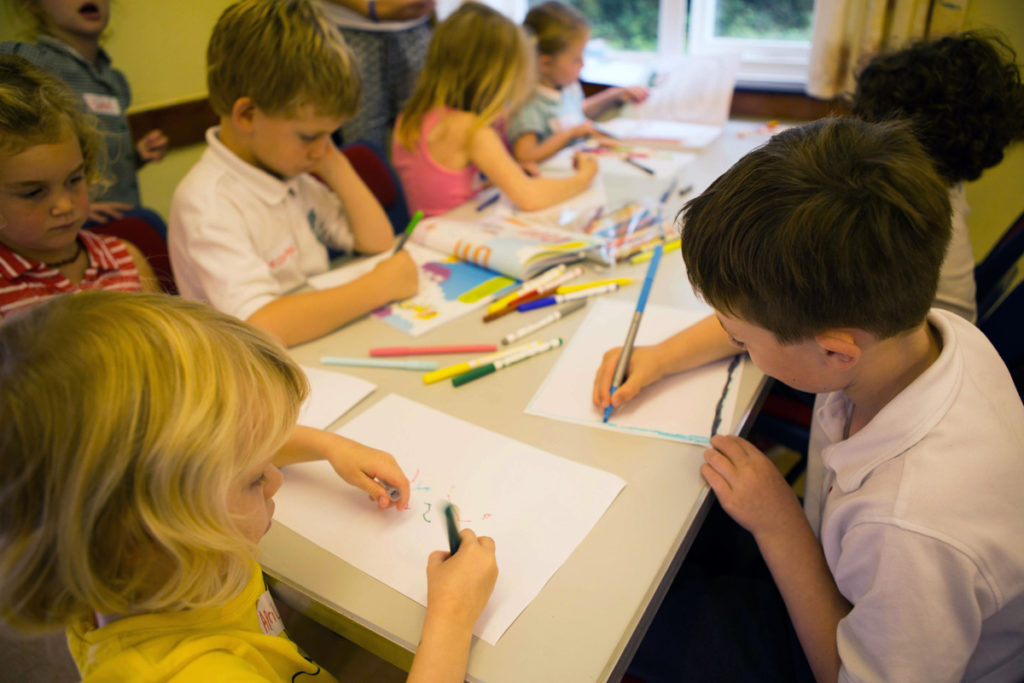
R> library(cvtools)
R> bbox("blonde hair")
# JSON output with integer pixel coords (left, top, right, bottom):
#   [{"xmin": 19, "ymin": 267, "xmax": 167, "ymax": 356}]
[
  {"xmin": 0, "ymin": 291, "xmax": 308, "ymax": 633},
  {"xmin": 524, "ymin": 1, "xmax": 589, "ymax": 57},
  {"xmin": 207, "ymin": 0, "xmax": 361, "ymax": 118},
  {"xmin": 395, "ymin": 2, "xmax": 534, "ymax": 149},
  {"xmin": 0, "ymin": 55, "xmax": 107, "ymax": 196}
]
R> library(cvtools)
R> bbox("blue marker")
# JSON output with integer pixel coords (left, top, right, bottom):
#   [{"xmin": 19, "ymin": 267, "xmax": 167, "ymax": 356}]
[
  {"xmin": 475, "ymin": 191, "xmax": 500, "ymax": 212},
  {"xmin": 320, "ymin": 356, "xmax": 438, "ymax": 371},
  {"xmin": 604, "ymin": 244, "xmax": 664, "ymax": 423},
  {"xmin": 443, "ymin": 503, "xmax": 461, "ymax": 554},
  {"xmin": 374, "ymin": 478, "xmax": 401, "ymax": 501}
]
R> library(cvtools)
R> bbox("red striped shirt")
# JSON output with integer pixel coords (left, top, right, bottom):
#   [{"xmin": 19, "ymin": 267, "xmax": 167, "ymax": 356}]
[{"xmin": 0, "ymin": 230, "xmax": 141, "ymax": 317}]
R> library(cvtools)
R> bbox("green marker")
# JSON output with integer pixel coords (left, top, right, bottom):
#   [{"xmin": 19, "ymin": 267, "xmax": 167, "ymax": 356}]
[
  {"xmin": 444, "ymin": 503, "xmax": 461, "ymax": 554},
  {"xmin": 392, "ymin": 210, "xmax": 424, "ymax": 254},
  {"xmin": 452, "ymin": 337, "xmax": 563, "ymax": 387}
]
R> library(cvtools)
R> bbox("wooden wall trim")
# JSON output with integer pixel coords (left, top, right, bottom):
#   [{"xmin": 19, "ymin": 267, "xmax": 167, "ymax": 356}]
[
  {"xmin": 128, "ymin": 88, "xmax": 849, "ymax": 151},
  {"xmin": 127, "ymin": 98, "xmax": 217, "ymax": 149}
]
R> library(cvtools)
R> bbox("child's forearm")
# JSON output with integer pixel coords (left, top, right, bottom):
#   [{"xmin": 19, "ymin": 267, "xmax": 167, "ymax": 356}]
[
  {"xmin": 755, "ymin": 521, "xmax": 850, "ymax": 683},
  {"xmin": 246, "ymin": 267, "xmax": 399, "ymax": 346},
  {"xmin": 655, "ymin": 314, "xmax": 739, "ymax": 375},
  {"xmin": 503, "ymin": 173, "xmax": 594, "ymax": 212},
  {"xmin": 318, "ymin": 152, "xmax": 395, "ymax": 254},
  {"xmin": 406, "ymin": 610, "xmax": 475, "ymax": 683},
  {"xmin": 513, "ymin": 129, "xmax": 577, "ymax": 164},
  {"xmin": 582, "ymin": 89, "xmax": 624, "ymax": 120},
  {"xmin": 274, "ymin": 425, "xmax": 358, "ymax": 466}
]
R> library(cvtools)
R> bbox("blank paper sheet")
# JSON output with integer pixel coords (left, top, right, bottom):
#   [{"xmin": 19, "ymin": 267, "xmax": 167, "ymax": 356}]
[
  {"xmin": 296, "ymin": 365, "xmax": 376, "ymax": 430},
  {"xmin": 526, "ymin": 299, "xmax": 744, "ymax": 444},
  {"xmin": 270, "ymin": 394, "xmax": 626, "ymax": 645}
]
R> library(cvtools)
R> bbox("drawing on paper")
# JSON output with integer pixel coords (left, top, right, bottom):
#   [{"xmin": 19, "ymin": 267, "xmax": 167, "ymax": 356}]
[{"xmin": 373, "ymin": 254, "xmax": 515, "ymax": 337}]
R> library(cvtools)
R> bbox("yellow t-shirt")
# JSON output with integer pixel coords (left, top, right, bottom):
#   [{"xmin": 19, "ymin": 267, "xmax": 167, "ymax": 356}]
[{"xmin": 66, "ymin": 563, "xmax": 338, "ymax": 682}]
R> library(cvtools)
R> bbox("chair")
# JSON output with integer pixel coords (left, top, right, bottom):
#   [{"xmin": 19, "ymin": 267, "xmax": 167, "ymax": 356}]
[
  {"xmin": 339, "ymin": 139, "xmax": 411, "ymax": 235},
  {"xmin": 974, "ymin": 208, "xmax": 1024, "ymax": 396},
  {"xmin": 90, "ymin": 217, "xmax": 178, "ymax": 295}
]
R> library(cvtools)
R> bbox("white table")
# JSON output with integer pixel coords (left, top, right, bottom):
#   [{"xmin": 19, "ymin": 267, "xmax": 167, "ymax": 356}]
[{"xmin": 260, "ymin": 120, "xmax": 777, "ymax": 682}]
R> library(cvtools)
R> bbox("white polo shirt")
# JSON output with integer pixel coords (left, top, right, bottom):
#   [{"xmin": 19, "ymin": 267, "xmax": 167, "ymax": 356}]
[
  {"xmin": 935, "ymin": 184, "xmax": 978, "ymax": 323},
  {"xmin": 805, "ymin": 309, "xmax": 1024, "ymax": 682},
  {"xmin": 169, "ymin": 127, "xmax": 354, "ymax": 321}
]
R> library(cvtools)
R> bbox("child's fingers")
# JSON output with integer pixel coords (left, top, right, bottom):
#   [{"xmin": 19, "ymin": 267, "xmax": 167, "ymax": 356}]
[
  {"xmin": 592, "ymin": 347, "xmax": 623, "ymax": 406},
  {"xmin": 700, "ymin": 462, "xmax": 730, "ymax": 497},
  {"xmin": 703, "ymin": 443, "xmax": 739, "ymax": 480},
  {"xmin": 609, "ymin": 374, "xmax": 644, "ymax": 407},
  {"xmin": 427, "ymin": 549, "xmax": 450, "ymax": 570}
]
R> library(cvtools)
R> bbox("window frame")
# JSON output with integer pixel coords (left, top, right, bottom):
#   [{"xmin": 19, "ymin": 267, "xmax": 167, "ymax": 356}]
[{"xmin": 475, "ymin": 0, "xmax": 813, "ymax": 89}]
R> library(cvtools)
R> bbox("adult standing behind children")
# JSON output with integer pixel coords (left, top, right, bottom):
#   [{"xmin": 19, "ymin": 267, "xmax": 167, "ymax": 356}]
[
  {"xmin": 851, "ymin": 31, "xmax": 1024, "ymax": 323},
  {"xmin": 508, "ymin": 1, "xmax": 648, "ymax": 165},
  {"xmin": 607, "ymin": 119, "xmax": 1024, "ymax": 681},
  {"xmin": 1, "ymin": 0, "xmax": 169, "ymax": 232},
  {"xmin": 0, "ymin": 55, "xmax": 159, "ymax": 318},
  {"xmin": 319, "ymin": 0, "xmax": 434, "ymax": 151},
  {"xmin": 392, "ymin": 1, "xmax": 598, "ymax": 217},
  {"xmin": 170, "ymin": 0, "xmax": 418, "ymax": 347}
]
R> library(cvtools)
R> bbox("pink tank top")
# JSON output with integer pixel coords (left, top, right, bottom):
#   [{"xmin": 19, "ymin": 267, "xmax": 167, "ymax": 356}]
[{"xmin": 392, "ymin": 109, "xmax": 479, "ymax": 217}]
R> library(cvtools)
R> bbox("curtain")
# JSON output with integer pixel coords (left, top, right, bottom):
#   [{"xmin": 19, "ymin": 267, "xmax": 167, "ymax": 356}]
[{"xmin": 806, "ymin": 0, "xmax": 969, "ymax": 100}]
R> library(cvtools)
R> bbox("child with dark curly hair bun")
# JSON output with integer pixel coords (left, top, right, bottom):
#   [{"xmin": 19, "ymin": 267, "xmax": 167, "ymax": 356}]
[{"xmin": 852, "ymin": 31, "xmax": 1024, "ymax": 323}]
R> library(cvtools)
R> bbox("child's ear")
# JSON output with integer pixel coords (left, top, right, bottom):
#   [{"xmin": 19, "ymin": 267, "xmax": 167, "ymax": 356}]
[
  {"xmin": 231, "ymin": 97, "xmax": 258, "ymax": 133},
  {"xmin": 537, "ymin": 54, "xmax": 554, "ymax": 76},
  {"xmin": 814, "ymin": 329, "xmax": 861, "ymax": 370}
]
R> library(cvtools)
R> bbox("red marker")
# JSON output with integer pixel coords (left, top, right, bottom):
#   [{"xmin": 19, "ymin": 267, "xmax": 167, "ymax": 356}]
[{"xmin": 370, "ymin": 344, "xmax": 498, "ymax": 357}]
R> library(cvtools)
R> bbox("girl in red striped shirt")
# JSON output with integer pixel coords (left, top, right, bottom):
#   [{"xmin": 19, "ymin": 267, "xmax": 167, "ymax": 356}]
[{"xmin": 0, "ymin": 55, "xmax": 159, "ymax": 319}]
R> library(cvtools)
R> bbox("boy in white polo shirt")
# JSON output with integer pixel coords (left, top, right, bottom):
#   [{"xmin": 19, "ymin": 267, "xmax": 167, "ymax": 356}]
[
  {"xmin": 608, "ymin": 118, "xmax": 1024, "ymax": 681},
  {"xmin": 169, "ymin": 0, "xmax": 418, "ymax": 346}
]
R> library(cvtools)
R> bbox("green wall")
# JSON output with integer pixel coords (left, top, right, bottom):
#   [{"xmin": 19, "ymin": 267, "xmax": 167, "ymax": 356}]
[{"xmin": 2, "ymin": 0, "xmax": 1022, "ymax": 258}]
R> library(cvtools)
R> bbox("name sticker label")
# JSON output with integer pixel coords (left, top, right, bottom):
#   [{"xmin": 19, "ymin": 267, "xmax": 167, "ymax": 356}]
[
  {"xmin": 255, "ymin": 590, "xmax": 284, "ymax": 636},
  {"xmin": 82, "ymin": 93, "xmax": 121, "ymax": 116}
]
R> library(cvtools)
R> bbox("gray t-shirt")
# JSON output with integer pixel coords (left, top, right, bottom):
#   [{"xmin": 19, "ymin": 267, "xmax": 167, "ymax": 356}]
[{"xmin": 0, "ymin": 36, "xmax": 140, "ymax": 206}]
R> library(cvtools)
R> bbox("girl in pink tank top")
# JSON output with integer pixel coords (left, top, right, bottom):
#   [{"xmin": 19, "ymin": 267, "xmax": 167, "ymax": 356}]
[{"xmin": 392, "ymin": 2, "xmax": 597, "ymax": 218}]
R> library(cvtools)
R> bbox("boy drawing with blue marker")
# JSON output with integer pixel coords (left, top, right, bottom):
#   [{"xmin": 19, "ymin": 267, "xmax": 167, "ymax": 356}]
[{"xmin": 597, "ymin": 118, "xmax": 1024, "ymax": 680}]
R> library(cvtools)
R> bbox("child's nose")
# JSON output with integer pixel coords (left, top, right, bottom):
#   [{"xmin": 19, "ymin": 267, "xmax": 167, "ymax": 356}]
[
  {"xmin": 308, "ymin": 137, "xmax": 329, "ymax": 161},
  {"xmin": 51, "ymin": 193, "xmax": 74, "ymax": 216},
  {"xmin": 265, "ymin": 464, "xmax": 284, "ymax": 498}
]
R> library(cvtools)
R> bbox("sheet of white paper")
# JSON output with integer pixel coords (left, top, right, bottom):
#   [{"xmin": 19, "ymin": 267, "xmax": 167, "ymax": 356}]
[
  {"xmin": 296, "ymin": 365, "xmax": 376, "ymax": 430},
  {"xmin": 271, "ymin": 394, "xmax": 626, "ymax": 645},
  {"xmin": 527, "ymin": 299, "xmax": 744, "ymax": 444},
  {"xmin": 540, "ymin": 146, "xmax": 697, "ymax": 181},
  {"xmin": 595, "ymin": 118, "xmax": 724, "ymax": 150},
  {"xmin": 622, "ymin": 54, "xmax": 740, "ymax": 127}
]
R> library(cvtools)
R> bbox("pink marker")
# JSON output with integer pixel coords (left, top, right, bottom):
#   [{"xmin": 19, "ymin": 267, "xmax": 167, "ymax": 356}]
[{"xmin": 370, "ymin": 344, "xmax": 499, "ymax": 357}]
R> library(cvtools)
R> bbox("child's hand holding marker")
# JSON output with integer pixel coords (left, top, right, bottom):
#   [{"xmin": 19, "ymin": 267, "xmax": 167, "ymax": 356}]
[
  {"xmin": 305, "ymin": 430, "xmax": 409, "ymax": 509},
  {"xmin": 592, "ymin": 344, "xmax": 668, "ymax": 411},
  {"xmin": 424, "ymin": 525, "xmax": 498, "ymax": 636}
]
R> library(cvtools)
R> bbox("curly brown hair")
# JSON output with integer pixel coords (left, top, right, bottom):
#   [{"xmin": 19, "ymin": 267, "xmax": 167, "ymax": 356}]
[{"xmin": 851, "ymin": 32, "xmax": 1024, "ymax": 184}]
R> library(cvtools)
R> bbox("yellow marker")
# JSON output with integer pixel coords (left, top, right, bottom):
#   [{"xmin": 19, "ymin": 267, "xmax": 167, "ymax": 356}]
[
  {"xmin": 556, "ymin": 277, "xmax": 634, "ymax": 295},
  {"xmin": 630, "ymin": 238, "xmax": 680, "ymax": 264},
  {"xmin": 422, "ymin": 340, "xmax": 544, "ymax": 384}
]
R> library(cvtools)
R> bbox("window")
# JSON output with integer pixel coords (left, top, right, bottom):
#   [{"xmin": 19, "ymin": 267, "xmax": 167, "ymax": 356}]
[
  {"xmin": 499, "ymin": 0, "xmax": 815, "ymax": 88},
  {"xmin": 689, "ymin": 0, "xmax": 814, "ymax": 87}
]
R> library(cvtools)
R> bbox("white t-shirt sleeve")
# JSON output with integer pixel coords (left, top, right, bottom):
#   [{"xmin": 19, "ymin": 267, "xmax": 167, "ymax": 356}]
[{"xmin": 834, "ymin": 522, "xmax": 988, "ymax": 682}]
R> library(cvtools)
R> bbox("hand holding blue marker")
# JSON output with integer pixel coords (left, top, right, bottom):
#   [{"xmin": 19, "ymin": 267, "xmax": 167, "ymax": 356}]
[
  {"xmin": 604, "ymin": 244, "xmax": 663, "ymax": 423},
  {"xmin": 443, "ymin": 503, "xmax": 461, "ymax": 554}
]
